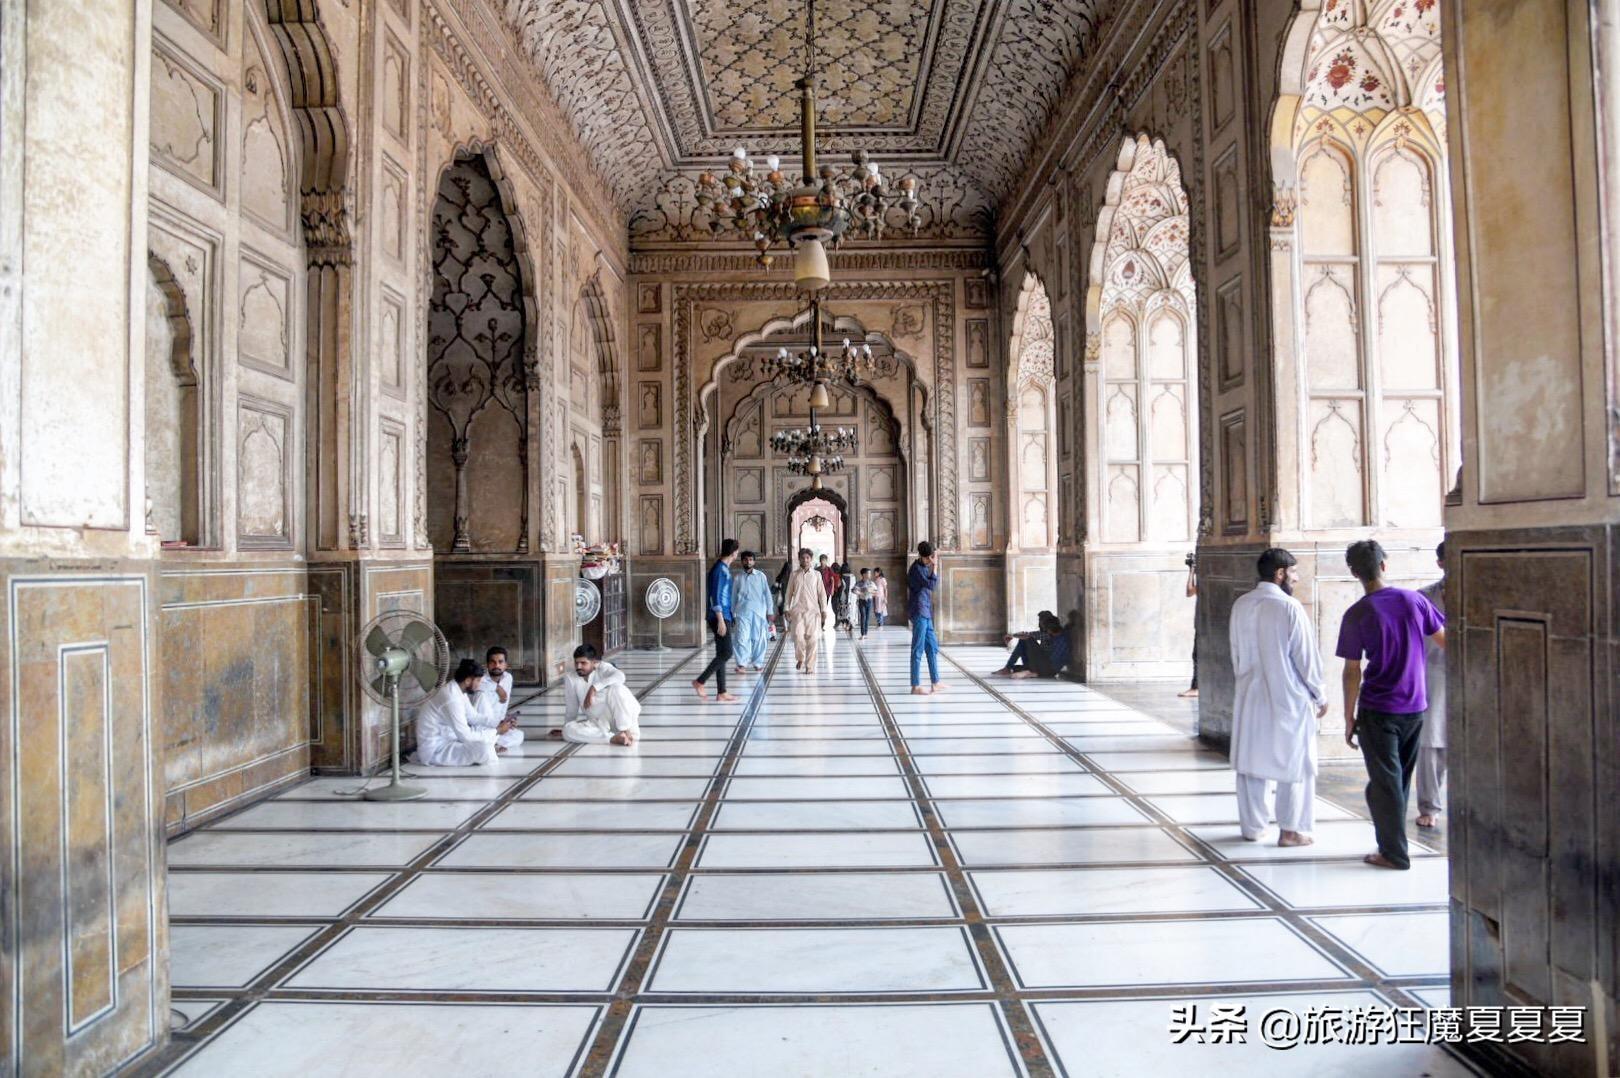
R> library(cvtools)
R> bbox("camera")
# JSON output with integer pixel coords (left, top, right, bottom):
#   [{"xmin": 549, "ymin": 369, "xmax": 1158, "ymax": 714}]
[{"xmin": 1184, "ymin": 552, "xmax": 1196, "ymax": 568}]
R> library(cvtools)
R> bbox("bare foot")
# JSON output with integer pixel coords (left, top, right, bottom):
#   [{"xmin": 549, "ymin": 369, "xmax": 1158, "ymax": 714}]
[
  {"xmin": 734, "ymin": 665, "xmax": 747, "ymax": 674},
  {"xmin": 691, "ymin": 679, "xmax": 708, "ymax": 701},
  {"xmin": 1416, "ymin": 814, "xmax": 1438, "ymax": 829},
  {"xmin": 548, "ymin": 729, "xmax": 564, "ymax": 739},
  {"xmin": 1010, "ymin": 670, "xmax": 1036, "ymax": 680},
  {"xmin": 495, "ymin": 745, "xmax": 507, "ymax": 755},
  {"xmin": 610, "ymin": 731, "xmax": 637, "ymax": 747},
  {"xmin": 911, "ymin": 686, "xmax": 931, "ymax": 696},
  {"xmin": 931, "ymin": 683, "xmax": 947, "ymax": 693},
  {"xmin": 795, "ymin": 661, "xmax": 803, "ymax": 671},
  {"xmin": 716, "ymin": 692, "xmax": 740, "ymax": 702},
  {"xmin": 990, "ymin": 669, "xmax": 1011, "ymax": 678},
  {"xmin": 1178, "ymin": 688, "xmax": 1199, "ymax": 698},
  {"xmin": 752, "ymin": 666, "xmax": 764, "ymax": 673},
  {"xmin": 1364, "ymin": 852, "xmax": 1406, "ymax": 870},
  {"xmin": 1278, "ymin": 831, "xmax": 1314, "ymax": 847}
]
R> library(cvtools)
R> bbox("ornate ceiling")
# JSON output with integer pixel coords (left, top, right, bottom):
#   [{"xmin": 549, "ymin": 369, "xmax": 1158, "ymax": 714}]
[{"xmin": 500, "ymin": 0, "xmax": 1104, "ymax": 240}]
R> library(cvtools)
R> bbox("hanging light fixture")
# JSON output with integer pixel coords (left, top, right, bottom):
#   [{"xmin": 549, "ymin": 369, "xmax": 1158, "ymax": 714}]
[
  {"xmin": 766, "ymin": 295, "xmax": 866, "ymax": 486},
  {"xmin": 696, "ymin": 0, "xmax": 925, "ymax": 284}
]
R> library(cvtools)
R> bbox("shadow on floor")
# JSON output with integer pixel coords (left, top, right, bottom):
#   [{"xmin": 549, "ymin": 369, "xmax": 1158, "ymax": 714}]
[{"xmin": 1096, "ymin": 680, "xmax": 1449, "ymax": 857}]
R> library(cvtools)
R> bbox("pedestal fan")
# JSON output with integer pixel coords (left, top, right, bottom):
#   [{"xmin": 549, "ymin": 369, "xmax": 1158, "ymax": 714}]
[{"xmin": 355, "ymin": 610, "xmax": 451, "ymax": 802}]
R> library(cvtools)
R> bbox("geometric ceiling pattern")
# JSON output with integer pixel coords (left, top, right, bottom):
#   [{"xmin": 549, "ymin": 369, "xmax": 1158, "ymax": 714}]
[{"xmin": 501, "ymin": 0, "xmax": 1104, "ymax": 238}]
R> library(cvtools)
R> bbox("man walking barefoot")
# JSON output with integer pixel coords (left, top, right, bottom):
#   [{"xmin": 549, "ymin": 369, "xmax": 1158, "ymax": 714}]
[{"xmin": 692, "ymin": 538, "xmax": 740, "ymax": 703}]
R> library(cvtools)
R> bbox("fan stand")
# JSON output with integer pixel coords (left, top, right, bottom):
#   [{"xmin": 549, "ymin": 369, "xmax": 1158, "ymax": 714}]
[
  {"xmin": 364, "ymin": 678, "xmax": 427, "ymax": 801},
  {"xmin": 651, "ymin": 616, "xmax": 669, "ymax": 652}
]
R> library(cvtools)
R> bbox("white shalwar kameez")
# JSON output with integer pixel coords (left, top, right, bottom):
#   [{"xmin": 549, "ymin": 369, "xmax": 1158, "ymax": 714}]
[
  {"xmin": 1417, "ymin": 579, "xmax": 1447, "ymax": 817},
  {"xmin": 732, "ymin": 568, "xmax": 773, "ymax": 668},
  {"xmin": 412, "ymin": 680, "xmax": 498, "ymax": 767},
  {"xmin": 1229, "ymin": 581, "xmax": 1327, "ymax": 839},
  {"xmin": 561, "ymin": 660, "xmax": 642, "ymax": 744},
  {"xmin": 473, "ymin": 670, "xmax": 525, "ymax": 752}
]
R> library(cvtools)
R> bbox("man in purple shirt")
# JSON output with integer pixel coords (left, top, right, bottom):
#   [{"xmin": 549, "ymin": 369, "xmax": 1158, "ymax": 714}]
[{"xmin": 1335, "ymin": 539, "xmax": 1446, "ymax": 870}]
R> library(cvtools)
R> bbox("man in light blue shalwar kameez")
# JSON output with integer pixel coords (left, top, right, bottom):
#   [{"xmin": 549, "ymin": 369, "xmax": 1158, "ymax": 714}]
[{"xmin": 731, "ymin": 550, "xmax": 774, "ymax": 673}]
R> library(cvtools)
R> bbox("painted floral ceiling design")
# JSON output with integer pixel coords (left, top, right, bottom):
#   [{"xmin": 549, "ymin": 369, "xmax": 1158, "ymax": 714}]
[{"xmin": 500, "ymin": 0, "xmax": 1104, "ymax": 238}]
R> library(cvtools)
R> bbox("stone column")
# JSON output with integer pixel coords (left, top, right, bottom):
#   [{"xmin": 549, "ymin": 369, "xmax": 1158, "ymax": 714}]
[
  {"xmin": 1442, "ymin": 1, "xmax": 1618, "ymax": 1070},
  {"xmin": 0, "ymin": 1, "xmax": 170, "ymax": 1071}
]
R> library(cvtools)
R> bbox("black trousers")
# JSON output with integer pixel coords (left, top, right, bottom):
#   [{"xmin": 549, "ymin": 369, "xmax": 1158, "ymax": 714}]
[
  {"xmin": 696, "ymin": 616, "xmax": 733, "ymax": 693},
  {"xmin": 1357, "ymin": 707, "xmax": 1423, "ymax": 868}
]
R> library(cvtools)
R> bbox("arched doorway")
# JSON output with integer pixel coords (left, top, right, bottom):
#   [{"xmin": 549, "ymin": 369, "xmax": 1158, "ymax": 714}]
[
  {"xmin": 785, "ymin": 486, "xmax": 849, "ymax": 566},
  {"xmin": 1005, "ymin": 272, "xmax": 1058, "ymax": 631},
  {"xmin": 1079, "ymin": 132, "xmax": 1201, "ymax": 682}
]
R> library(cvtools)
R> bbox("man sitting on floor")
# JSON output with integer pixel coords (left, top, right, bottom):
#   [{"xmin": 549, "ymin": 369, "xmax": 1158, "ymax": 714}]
[
  {"xmin": 413, "ymin": 658, "xmax": 501, "ymax": 766},
  {"xmin": 551, "ymin": 643, "xmax": 642, "ymax": 746},
  {"xmin": 993, "ymin": 611, "xmax": 1071, "ymax": 679},
  {"xmin": 471, "ymin": 645, "xmax": 524, "ymax": 753}
]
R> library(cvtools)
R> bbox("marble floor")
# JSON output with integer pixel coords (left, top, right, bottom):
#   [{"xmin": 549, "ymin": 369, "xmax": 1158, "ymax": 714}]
[{"xmin": 152, "ymin": 633, "xmax": 1475, "ymax": 1077}]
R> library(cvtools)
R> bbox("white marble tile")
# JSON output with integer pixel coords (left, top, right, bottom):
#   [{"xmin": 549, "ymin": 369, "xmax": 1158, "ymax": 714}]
[
  {"xmin": 168, "ymin": 999, "xmax": 225, "ymax": 1030},
  {"xmin": 1065, "ymin": 735, "xmax": 1209, "ymax": 754},
  {"xmin": 1409, "ymin": 986, "xmax": 1451, "ymax": 1008},
  {"xmin": 485, "ymin": 801, "xmax": 700, "ymax": 831},
  {"xmin": 730, "ymin": 754, "xmax": 900, "ymax": 776},
  {"xmin": 969, "ymin": 866, "xmax": 1261, "ymax": 917},
  {"xmin": 285, "ymin": 926, "xmax": 639, "ymax": 992},
  {"xmin": 208, "ymin": 800, "xmax": 480, "ymax": 831},
  {"xmin": 1147, "ymin": 794, "xmax": 1355, "ymax": 826},
  {"xmin": 1081, "ymin": 751, "xmax": 1230, "ymax": 772},
  {"xmin": 437, "ymin": 832, "xmax": 685, "ymax": 869},
  {"xmin": 912, "ymin": 754, "xmax": 1087, "ymax": 775},
  {"xmin": 611, "ymin": 1003, "xmax": 1022, "ymax": 1078},
  {"xmin": 168, "ymin": 870, "xmax": 392, "ymax": 918},
  {"xmin": 740, "ymin": 739, "xmax": 896, "ymax": 756},
  {"xmin": 572, "ymin": 741, "xmax": 728, "ymax": 757},
  {"xmin": 950, "ymin": 827, "xmax": 1197, "ymax": 866},
  {"xmin": 1051, "ymin": 720, "xmax": 1186, "ymax": 737},
  {"xmin": 1030, "ymin": 993, "xmax": 1474, "ymax": 1078},
  {"xmin": 1309, "ymin": 911, "xmax": 1450, "ymax": 977},
  {"xmin": 372, "ymin": 872, "xmax": 666, "ymax": 921},
  {"xmin": 697, "ymin": 832, "xmax": 938, "ymax": 868},
  {"xmin": 649, "ymin": 926, "xmax": 984, "ymax": 994},
  {"xmin": 1188, "ymin": 819, "xmax": 1440, "ymax": 862},
  {"xmin": 548, "ymin": 755, "xmax": 722, "ymax": 777},
  {"xmin": 933, "ymin": 797, "xmax": 1148, "ymax": 829},
  {"xmin": 395, "ymin": 752, "xmax": 556, "ymax": 774},
  {"xmin": 710, "ymin": 800, "xmax": 923, "ymax": 831},
  {"xmin": 898, "ymin": 723, "xmax": 1045, "ymax": 738},
  {"xmin": 521, "ymin": 776, "xmax": 715, "ymax": 801},
  {"xmin": 1119, "ymin": 770, "xmax": 1240, "ymax": 796},
  {"xmin": 996, "ymin": 918, "xmax": 1350, "ymax": 989},
  {"xmin": 275, "ymin": 775, "xmax": 518, "ymax": 800},
  {"xmin": 170, "ymin": 925, "xmax": 316, "ymax": 988},
  {"xmin": 905, "ymin": 737, "xmax": 1065, "ymax": 756},
  {"xmin": 723, "ymin": 775, "xmax": 913, "ymax": 800},
  {"xmin": 675, "ymin": 872, "xmax": 957, "ymax": 922},
  {"xmin": 167, "ymin": 830, "xmax": 442, "ymax": 868},
  {"xmin": 923, "ymin": 773, "xmax": 1111, "ymax": 799},
  {"xmin": 1239, "ymin": 858, "xmax": 1449, "ymax": 909},
  {"xmin": 745, "ymin": 724, "xmax": 889, "ymax": 740},
  {"xmin": 171, "ymin": 1002, "xmax": 601, "ymax": 1077}
]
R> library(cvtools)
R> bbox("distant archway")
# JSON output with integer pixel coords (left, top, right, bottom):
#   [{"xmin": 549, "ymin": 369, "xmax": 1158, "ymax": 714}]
[{"xmin": 1005, "ymin": 271, "xmax": 1058, "ymax": 630}]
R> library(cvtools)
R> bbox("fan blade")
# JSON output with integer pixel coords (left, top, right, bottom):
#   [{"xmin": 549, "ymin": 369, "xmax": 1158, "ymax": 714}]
[
  {"xmin": 370, "ymin": 673, "xmax": 391, "ymax": 700},
  {"xmin": 410, "ymin": 658, "xmax": 440, "ymax": 695},
  {"xmin": 397, "ymin": 618, "xmax": 435, "ymax": 653},
  {"xmin": 364, "ymin": 625, "xmax": 392, "ymax": 657}
]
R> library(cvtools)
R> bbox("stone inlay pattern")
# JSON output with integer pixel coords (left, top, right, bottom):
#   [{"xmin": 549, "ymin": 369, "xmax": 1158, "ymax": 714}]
[{"xmin": 147, "ymin": 634, "xmax": 1468, "ymax": 1076}]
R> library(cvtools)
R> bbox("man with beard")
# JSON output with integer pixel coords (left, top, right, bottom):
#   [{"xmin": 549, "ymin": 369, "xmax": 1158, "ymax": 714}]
[
  {"xmin": 731, "ymin": 550, "xmax": 774, "ymax": 673},
  {"xmin": 1228, "ymin": 547, "xmax": 1327, "ymax": 846},
  {"xmin": 782, "ymin": 547, "xmax": 830, "ymax": 672}
]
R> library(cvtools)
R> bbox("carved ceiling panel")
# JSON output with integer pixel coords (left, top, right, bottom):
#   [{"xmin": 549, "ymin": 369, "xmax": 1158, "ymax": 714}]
[{"xmin": 499, "ymin": 0, "xmax": 1107, "ymax": 236}]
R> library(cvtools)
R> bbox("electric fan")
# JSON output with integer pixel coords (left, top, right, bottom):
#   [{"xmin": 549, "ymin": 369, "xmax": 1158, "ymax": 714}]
[{"xmin": 354, "ymin": 610, "xmax": 451, "ymax": 801}]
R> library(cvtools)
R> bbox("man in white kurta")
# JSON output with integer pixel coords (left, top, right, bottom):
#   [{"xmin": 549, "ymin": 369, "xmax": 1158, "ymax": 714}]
[
  {"xmin": 413, "ymin": 663, "xmax": 499, "ymax": 767},
  {"xmin": 1229, "ymin": 548, "xmax": 1328, "ymax": 845},
  {"xmin": 472, "ymin": 646, "xmax": 524, "ymax": 752},
  {"xmin": 782, "ymin": 548, "xmax": 829, "ymax": 673},
  {"xmin": 558, "ymin": 646, "xmax": 642, "ymax": 745},
  {"xmin": 1416, "ymin": 544, "xmax": 1447, "ymax": 827},
  {"xmin": 731, "ymin": 552, "xmax": 774, "ymax": 672}
]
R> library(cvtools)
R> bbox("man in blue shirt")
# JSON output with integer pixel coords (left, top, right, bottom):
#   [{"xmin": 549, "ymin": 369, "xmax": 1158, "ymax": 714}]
[
  {"xmin": 907, "ymin": 541, "xmax": 945, "ymax": 694},
  {"xmin": 692, "ymin": 538, "xmax": 740, "ymax": 702}
]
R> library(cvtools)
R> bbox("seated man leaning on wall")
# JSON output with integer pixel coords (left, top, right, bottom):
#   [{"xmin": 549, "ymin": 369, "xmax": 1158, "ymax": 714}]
[
  {"xmin": 471, "ymin": 645, "xmax": 524, "ymax": 754},
  {"xmin": 993, "ymin": 610, "xmax": 1071, "ymax": 680},
  {"xmin": 551, "ymin": 643, "xmax": 642, "ymax": 746},
  {"xmin": 413, "ymin": 658, "xmax": 501, "ymax": 766}
]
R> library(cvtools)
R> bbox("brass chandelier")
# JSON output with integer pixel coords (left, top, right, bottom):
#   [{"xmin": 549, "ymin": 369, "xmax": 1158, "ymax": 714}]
[
  {"xmin": 694, "ymin": 0, "xmax": 924, "ymax": 291},
  {"xmin": 768, "ymin": 296, "xmax": 866, "ymax": 488}
]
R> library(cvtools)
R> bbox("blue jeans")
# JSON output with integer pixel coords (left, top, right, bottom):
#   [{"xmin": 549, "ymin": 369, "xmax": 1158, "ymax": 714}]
[
  {"xmin": 910, "ymin": 616, "xmax": 940, "ymax": 686},
  {"xmin": 857, "ymin": 599, "xmax": 871, "ymax": 636}
]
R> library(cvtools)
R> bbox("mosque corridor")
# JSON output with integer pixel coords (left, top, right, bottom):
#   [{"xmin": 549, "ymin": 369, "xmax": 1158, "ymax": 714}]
[{"xmin": 156, "ymin": 633, "xmax": 1469, "ymax": 1076}]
